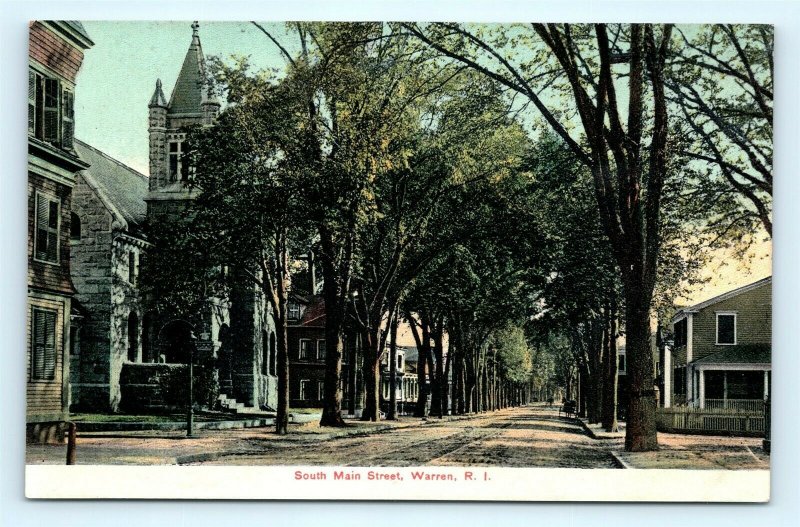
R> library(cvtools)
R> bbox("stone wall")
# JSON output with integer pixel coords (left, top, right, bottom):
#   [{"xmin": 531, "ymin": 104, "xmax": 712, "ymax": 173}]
[
  {"xmin": 70, "ymin": 175, "xmax": 145, "ymax": 412},
  {"xmin": 69, "ymin": 175, "xmax": 114, "ymax": 411}
]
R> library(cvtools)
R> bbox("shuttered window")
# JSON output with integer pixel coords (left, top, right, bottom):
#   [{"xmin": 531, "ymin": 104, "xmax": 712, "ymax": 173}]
[
  {"xmin": 31, "ymin": 309, "xmax": 57, "ymax": 380},
  {"xmin": 34, "ymin": 192, "xmax": 60, "ymax": 263},
  {"xmin": 28, "ymin": 71, "xmax": 37, "ymax": 135},
  {"xmin": 28, "ymin": 69, "xmax": 75, "ymax": 150}
]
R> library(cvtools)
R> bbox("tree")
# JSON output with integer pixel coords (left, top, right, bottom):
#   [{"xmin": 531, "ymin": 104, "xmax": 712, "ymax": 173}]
[
  {"xmin": 668, "ymin": 25, "xmax": 772, "ymax": 236},
  {"xmin": 183, "ymin": 66, "xmax": 315, "ymax": 434},
  {"xmin": 405, "ymin": 23, "xmax": 674, "ymax": 451}
]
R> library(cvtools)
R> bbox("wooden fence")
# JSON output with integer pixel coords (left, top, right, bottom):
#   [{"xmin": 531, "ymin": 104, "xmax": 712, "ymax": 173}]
[
  {"xmin": 704, "ymin": 399, "xmax": 765, "ymax": 413},
  {"xmin": 657, "ymin": 406, "xmax": 765, "ymax": 436}
]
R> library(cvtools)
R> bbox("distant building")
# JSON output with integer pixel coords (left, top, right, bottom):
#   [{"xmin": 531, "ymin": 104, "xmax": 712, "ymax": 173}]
[
  {"xmin": 666, "ymin": 276, "xmax": 771, "ymax": 409},
  {"xmin": 27, "ymin": 21, "xmax": 93, "ymax": 442}
]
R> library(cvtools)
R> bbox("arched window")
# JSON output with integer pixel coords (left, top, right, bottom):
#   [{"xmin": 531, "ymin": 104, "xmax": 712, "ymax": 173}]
[
  {"xmin": 142, "ymin": 313, "xmax": 154, "ymax": 362},
  {"xmin": 157, "ymin": 320, "xmax": 193, "ymax": 364},
  {"xmin": 70, "ymin": 212, "xmax": 81, "ymax": 240},
  {"xmin": 269, "ymin": 333, "xmax": 277, "ymax": 376},
  {"xmin": 127, "ymin": 312, "xmax": 139, "ymax": 362}
]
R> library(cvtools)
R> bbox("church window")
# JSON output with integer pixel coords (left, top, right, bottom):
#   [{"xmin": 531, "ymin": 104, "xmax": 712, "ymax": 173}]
[
  {"xmin": 34, "ymin": 192, "xmax": 60, "ymax": 264},
  {"xmin": 70, "ymin": 212, "xmax": 81, "ymax": 240},
  {"xmin": 128, "ymin": 251, "xmax": 137, "ymax": 285},
  {"xmin": 169, "ymin": 140, "xmax": 183, "ymax": 181}
]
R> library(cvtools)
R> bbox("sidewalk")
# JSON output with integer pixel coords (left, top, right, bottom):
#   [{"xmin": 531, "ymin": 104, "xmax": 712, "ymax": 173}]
[
  {"xmin": 26, "ymin": 411, "xmax": 485, "ymax": 465},
  {"xmin": 576, "ymin": 416, "xmax": 769, "ymax": 470}
]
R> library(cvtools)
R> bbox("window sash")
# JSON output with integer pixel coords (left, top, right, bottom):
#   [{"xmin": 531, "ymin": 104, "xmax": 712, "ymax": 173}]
[
  {"xmin": 31, "ymin": 309, "xmax": 57, "ymax": 380},
  {"xmin": 317, "ymin": 339, "xmax": 326, "ymax": 360},
  {"xmin": 299, "ymin": 380, "xmax": 310, "ymax": 400},
  {"xmin": 299, "ymin": 339, "xmax": 313, "ymax": 360}
]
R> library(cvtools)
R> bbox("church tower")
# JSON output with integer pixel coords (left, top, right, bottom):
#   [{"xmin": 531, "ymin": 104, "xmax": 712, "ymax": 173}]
[
  {"xmin": 144, "ymin": 22, "xmax": 276, "ymax": 411},
  {"xmin": 147, "ymin": 21, "xmax": 219, "ymax": 220}
]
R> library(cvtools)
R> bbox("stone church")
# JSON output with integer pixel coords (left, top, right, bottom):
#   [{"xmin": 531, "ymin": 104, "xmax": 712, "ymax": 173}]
[{"xmin": 69, "ymin": 22, "xmax": 277, "ymax": 414}]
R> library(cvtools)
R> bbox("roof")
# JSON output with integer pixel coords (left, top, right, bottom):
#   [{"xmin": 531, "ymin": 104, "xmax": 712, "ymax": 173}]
[
  {"xmin": 296, "ymin": 296, "xmax": 326, "ymax": 328},
  {"xmin": 64, "ymin": 21, "xmax": 92, "ymax": 43},
  {"xmin": 74, "ymin": 139, "xmax": 148, "ymax": 231},
  {"xmin": 673, "ymin": 276, "xmax": 772, "ymax": 322},
  {"xmin": 401, "ymin": 346, "xmax": 419, "ymax": 363},
  {"xmin": 167, "ymin": 22, "xmax": 218, "ymax": 115},
  {"xmin": 149, "ymin": 79, "xmax": 168, "ymax": 108},
  {"xmin": 692, "ymin": 344, "xmax": 771, "ymax": 366}
]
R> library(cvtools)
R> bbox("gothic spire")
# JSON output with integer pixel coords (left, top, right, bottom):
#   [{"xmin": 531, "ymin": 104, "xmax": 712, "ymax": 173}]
[{"xmin": 149, "ymin": 78, "xmax": 168, "ymax": 108}]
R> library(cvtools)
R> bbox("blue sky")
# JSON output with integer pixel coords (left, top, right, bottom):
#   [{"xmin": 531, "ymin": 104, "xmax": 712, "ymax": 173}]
[{"xmin": 75, "ymin": 21, "xmax": 294, "ymax": 173}]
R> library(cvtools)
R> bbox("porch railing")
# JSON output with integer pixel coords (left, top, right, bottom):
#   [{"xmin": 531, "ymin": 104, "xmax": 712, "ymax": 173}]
[
  {"xmin": 704, "ymin": 399, "xmax": 765, "ymax": 413},
  {"xmin": 657, "ymin": 406, "xmax": 765, "ymax": 436}
]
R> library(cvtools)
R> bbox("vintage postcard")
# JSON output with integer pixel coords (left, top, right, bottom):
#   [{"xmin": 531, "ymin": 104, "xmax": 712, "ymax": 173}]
[{"xmin": 25, "ymin": 21, "xmax": 771, "ymax": 501}]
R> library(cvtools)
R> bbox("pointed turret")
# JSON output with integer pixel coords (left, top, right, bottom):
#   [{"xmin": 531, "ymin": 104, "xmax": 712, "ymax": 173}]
[
  {"xmin": 168, "ymin": 21, "xmax": 217, "ymax": 116},
  {"xmin": 149, "ymin": 78, "xmax": 168, "ymax": 108}
]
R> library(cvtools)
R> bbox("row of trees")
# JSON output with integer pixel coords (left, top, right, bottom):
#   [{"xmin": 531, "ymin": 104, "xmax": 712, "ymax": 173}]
[{"xmin": 144, "ymin": 23, "xmax": 771, "ymax": 452}]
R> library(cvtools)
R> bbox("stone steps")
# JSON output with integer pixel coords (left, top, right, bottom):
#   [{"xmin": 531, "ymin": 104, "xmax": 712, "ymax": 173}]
[{"xmin": 217, "ymin": 393, "xmax": 273, "ymax": 416}]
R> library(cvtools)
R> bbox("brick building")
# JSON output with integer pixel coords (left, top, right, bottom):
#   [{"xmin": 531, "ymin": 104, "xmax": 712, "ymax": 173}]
[{"xmin": 27, "ymin": 21, "xmax": 94, "ymax": 441}]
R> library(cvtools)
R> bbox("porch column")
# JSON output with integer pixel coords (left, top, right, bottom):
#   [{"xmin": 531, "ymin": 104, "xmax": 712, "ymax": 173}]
[
  {"xmin": 723, "ymin": 371, "xmax": 728, "ymax": 407},
  {"xmin": 663, "ymin": 345, "xmax": 672, "ymax": 408},
  {"xmin": 698, "ymin": 369, "xmax": 705, "ymax": 409},
  {"xmin": 763, "ymin": 371, "xmax": 769, "ymax": 400},
  {"xmin": 686, "ymin": 314, "xmax": 694, "ymax": 401}
]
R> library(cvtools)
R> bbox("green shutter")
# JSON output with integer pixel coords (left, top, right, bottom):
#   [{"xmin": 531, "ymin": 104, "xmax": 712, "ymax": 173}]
[
  {"xmin": 34, "ymin": 194, "xmax": 59, "ymax": 263},
  {"xmin": 35, "ymin": 194, "xmax": 49, "ymax": 261},
  {"xmin": 28, "ymin": 71, "xmax": 36, "ymax": 135},
  {"xmin": 32, "ymin": 310, "xmax": 57, "ymax": 380}
]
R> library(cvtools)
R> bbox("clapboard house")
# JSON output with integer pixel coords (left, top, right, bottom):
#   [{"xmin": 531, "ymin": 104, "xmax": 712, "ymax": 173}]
[{"xmin": 27, "ymin": 21, "xmax": 93, "ymax": 442}]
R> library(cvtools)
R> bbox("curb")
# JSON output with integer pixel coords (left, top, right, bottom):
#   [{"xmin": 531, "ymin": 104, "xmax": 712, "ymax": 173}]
[
  {"xmin": 609, "ymin": 451, "xmax": 633, "ymax": 469},
  {"xmin": 76, "ymin": 418, "xmax": 274, "ymax": 433}
]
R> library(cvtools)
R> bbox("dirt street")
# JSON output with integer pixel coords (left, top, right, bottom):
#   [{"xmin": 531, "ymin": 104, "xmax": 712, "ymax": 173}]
[
  {"xmin": 26, "ymin": 405, "xmax": 769, "ymax": 469},
  {"xmin": 188, "ymin": 406, "xmax": 619, "ymax": 468}
]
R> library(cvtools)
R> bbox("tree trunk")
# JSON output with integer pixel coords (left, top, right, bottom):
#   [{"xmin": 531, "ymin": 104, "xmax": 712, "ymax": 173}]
[
  {"xmin": 602, "ymin": 300, "xmax": 620, "ymax": 432},
  {"xmin": 432, "ymin": 325, "xmax": 445, "ymax": 418},
  {"xmin": 361, "ymin": 328, "xmax": 382, "ymax": 421},
  {"xmin": 387, "ymin": 308, "xmax": 399, "ymax": 420},
  {"xmin": 624, "ymin": 288, "xmax": 659, "ymax": 451},
  {"xmin": 408, "ymin": 314, "xmax": 431, "ymax": 417},
  {"xmin": 276, "ymin": 314, "xmax": 289, "ymax": 434}
]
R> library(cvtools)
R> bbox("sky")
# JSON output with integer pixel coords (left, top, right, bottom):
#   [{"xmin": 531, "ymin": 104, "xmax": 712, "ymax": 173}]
[
  {"xmin": 73, "ymin": 21, "xmax": 771, "ymax": 308},
  {"xmin": 75, "ymin": 21, "xmax": 294, "ymax": 174}
]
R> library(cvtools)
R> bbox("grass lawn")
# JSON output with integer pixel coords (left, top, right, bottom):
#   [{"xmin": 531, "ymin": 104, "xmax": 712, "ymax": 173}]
[{"xmin": 289, "ymin": 408, "xmax": 323, "ymax": 415}]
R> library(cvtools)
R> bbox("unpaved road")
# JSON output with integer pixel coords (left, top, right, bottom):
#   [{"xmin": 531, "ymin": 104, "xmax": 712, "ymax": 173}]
[{"xmin": 189, "ymin": 405, "xmax": 618, "ymax": 468}]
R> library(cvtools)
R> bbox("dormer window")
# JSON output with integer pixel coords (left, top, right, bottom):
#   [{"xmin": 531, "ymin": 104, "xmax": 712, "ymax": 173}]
[{"xmin": 288, "ymin": 302, "xmax": 300, "ymax": 321}]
